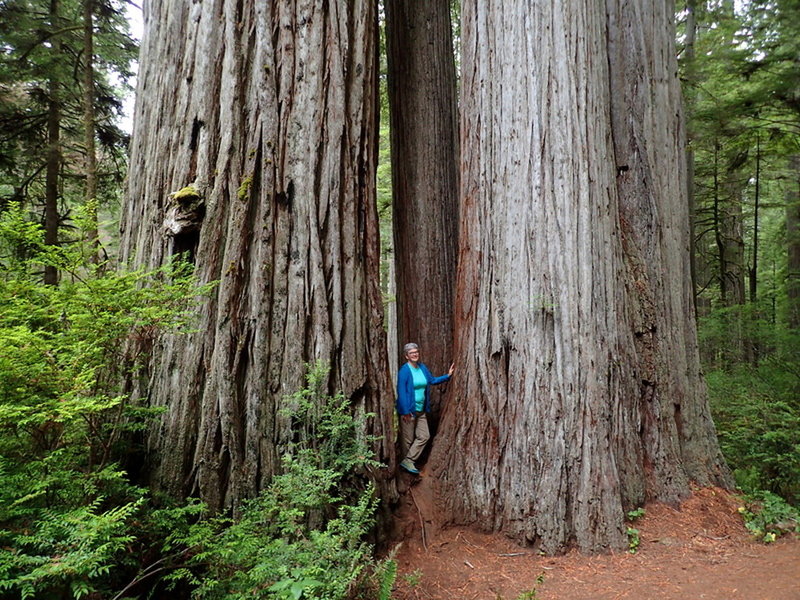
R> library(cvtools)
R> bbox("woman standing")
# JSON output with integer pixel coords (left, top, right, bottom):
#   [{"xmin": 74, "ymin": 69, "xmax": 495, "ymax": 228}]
[{"xmin": 396, "ymin": 342, "xmax": 455, "ymax": 474}]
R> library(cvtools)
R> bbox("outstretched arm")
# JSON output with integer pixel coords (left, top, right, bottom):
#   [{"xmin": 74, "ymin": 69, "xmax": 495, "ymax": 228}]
[{"xmin": 425, "ymin": 363, "xmax": 455, "ymax": 385}]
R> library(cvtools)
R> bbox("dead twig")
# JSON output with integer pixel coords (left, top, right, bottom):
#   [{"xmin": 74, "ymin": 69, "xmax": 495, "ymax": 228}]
[
  {"xmin": 409, "ymin": 487, "xmax": 428, "ymax": 552},
  {"xmin": 700, "ymin": 530, "xmax": 730, "ymax": 541}
]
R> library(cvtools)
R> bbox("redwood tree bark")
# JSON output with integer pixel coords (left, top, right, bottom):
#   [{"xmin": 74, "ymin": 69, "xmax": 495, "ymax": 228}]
[
  {"xmin": 431, "ymin": 0, "xmax": 730, "ymax": 554},
  {"xmin": 685, "ymin": 0, "xmax": 698, "ymax": 311},
  {"xmin": 386, "ymin": 0, "xmax": 459, "ymax": 388},
  {"xmin": 120, "ymin": 0, "xmax": 395, "ymax": 510}
]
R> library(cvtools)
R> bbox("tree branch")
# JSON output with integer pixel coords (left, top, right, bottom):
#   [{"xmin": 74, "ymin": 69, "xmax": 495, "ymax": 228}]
[{"xmin": 18, "ymin": 26, "xmax": 85, "ymax": 62}]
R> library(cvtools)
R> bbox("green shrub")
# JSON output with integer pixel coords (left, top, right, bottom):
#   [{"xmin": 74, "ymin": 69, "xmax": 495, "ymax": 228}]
[
  {"xmin": 0, "ymin": 497, "xmax": 143, "ymax": 599},
  {"xmin": 161, "ymin": 362, "xmax": 395, "ymax": 599},
  {"xmin": 0, "ymin": 205, "xmax": 212, "ymax": 598},
  {"xmin": 706, "ymin": 365, "xmax": 800, "ymax": 504},
  {"xmin": 700, "ymin": 302, "xmax": 800, "ymax": 505},
  {"xmin": 738, "ymin": 490, "xmax": 800, "ymax": 543},
  {"xmin": 0, "ymin": 208, "xmax": 394, "ymax": 599}
]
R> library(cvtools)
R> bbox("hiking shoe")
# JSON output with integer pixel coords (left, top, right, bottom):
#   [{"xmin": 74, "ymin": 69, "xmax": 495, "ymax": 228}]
[{"xmin": 400, "ymin": 458, "xmax": 420, "ymax": 474}]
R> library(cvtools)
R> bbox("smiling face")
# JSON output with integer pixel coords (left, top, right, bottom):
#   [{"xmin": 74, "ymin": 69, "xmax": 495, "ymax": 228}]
[{"xmin": 405, "ymin": 347, "xmax": 420, "ymax": 363}]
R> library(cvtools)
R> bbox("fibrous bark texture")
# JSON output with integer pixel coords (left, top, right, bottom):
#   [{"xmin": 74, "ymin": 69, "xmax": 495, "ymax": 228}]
[
  {"xmin": 431, "ymin": 0, "xmax": 730, "ymax": 554},
  {"xmin": 120, "ymin": 0, "xmax": 395, "ymax": 510},
  {"xmin": 386, "ymin": 0, "xmax": 459, "ymax": 383}
]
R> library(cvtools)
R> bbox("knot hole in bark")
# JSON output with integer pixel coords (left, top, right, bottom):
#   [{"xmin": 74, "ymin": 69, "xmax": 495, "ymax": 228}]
[
  {"xmin": 189, "ymin": 118, "xmax": 204, "ymax": 151},
  {"xmin": 276, "ymin": 180, "xmax": 294, "ymax": 210},
  {"xmin": 673, "ymin": 402, "xmax": 683, "ymax": 439},
  {"xmin": 188, "ymin": 118, "xmax": 205, "ymax": 180},
  {"xmin": 164, "ymin": 184, "xmax": 205, "ymax": 263}
]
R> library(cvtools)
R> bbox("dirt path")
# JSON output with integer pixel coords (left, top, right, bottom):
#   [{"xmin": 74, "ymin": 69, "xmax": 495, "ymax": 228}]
[{"xmin": 390, "ymin": 480, "xmax": 800, "ymax": 600}]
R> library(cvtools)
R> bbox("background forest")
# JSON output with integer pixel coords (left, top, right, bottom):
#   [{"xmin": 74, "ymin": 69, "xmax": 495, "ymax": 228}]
[{"xmin": 0, "ymin": 0, "xmax": 797, "ymax": 598}]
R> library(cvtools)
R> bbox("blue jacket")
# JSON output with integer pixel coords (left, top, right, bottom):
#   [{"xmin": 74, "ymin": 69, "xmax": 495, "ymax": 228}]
[{"xmin": 396, "ymin": 362, "xmax": 451, "ymax": 415}]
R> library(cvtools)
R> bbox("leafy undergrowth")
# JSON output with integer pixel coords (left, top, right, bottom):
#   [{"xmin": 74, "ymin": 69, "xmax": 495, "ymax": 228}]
[{"xmin": 0, "ymin": 208, "xmax": 396, "ymax": 599}]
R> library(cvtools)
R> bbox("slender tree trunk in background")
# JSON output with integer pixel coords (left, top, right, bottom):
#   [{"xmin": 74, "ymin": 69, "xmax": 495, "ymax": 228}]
[
  {"xmin": 386, "ymin": 0, "xmax": 459, "ymax": 400},
  {"xmin": 749, "ymin": 136, "xmax": 760, "ymax": 306},
  {"xmin": 713, "ymin": 144, "xmax": 725, "ymax": 304},
  {"xmin": 44, "ymin": 0, "xmax": 61, "ymax": 286},
  {"xmin": 685, "ymin": 0, "xmax": 698, "ymax": 316},
  {"xmin": 82, "ymin": 0, "xmax": 99, "ymax": 262},
  {"xmin": 431, "ymin": 0, "xmax": 730, "ymax": 554},
  {"xmin": 788, "ymin": 155, "xmax": 800, "ymax": 330},
  {"xmin": 387, "ymin": 257, "xmax": 399, "ymax": 386},
  {"xmin": 721, "ymin": 173, "xmax": 747, "ymax": 307},
  {"xmin": 120, "ymin": 0, "xmax": 395, "ymax": 512},
  {"xmin": 712, "ymin": 149, "xmax": 748, "ymax": 308},
  {"xmin": 747, "ymin": 135, "xmax": 761, "ymax": 365},
  {"xmin": 721, "ymin": 159, "xmax": 747, "ymax": 360},
  {"xmin": 711, "ymin": 145, "xmax": 747, "ymax": 361}
]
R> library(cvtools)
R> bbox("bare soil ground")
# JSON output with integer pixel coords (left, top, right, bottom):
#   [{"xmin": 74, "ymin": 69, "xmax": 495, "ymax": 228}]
[{"xmin": 389, "ymin": 472, "xmax": 800, "ymax": 600}]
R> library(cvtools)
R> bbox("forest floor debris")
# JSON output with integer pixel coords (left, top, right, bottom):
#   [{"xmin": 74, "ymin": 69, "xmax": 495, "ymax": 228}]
[{"xmin": 390, "ymin": 479, "xmax": 800, "ymax": 600}]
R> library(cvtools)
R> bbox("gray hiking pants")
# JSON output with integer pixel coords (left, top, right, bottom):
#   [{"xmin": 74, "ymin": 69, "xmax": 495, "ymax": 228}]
[{"xmin": 400, "ymin": 412, "xmax": 430, "ymax": 462}]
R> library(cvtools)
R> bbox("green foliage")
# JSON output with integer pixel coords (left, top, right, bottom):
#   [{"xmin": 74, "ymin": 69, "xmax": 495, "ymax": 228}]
[
  {"xmin": 0, "ymin": 0, "xmax": 136, "ymax": 211},
  {"xmin": 687, "ymin": 2, "xmax": 800, "ymax": 507},
  {"xmin": 678, "ymin": 0, "xmax": 799, "ymax": 330},
  {"xmin": 491, "ymin": 573, "xmax": 545, "ymax": 600},
  {"xmin": 0, "ymin": 206, "xmax": 212, "ymax": 598},
  {"xmin": 161, "ymin": 362, "xmax": 394, "ymax": 600},
  {"xmin": 626, "ymin": 507, "xmax": 646, "ymax": 522},
  {"xmin": 513, "ymin": 574, "xmax": 545, "ymax": 600},
  {"xmin": 281, "ymin": 360, "xmax": 384, "ymax": 476},
  {"xmin": 375, "ymin": 559, "xmax": 397, "ymax": 600},
  {"xmin": 0, "ymin": 237, "xmax": 393, "ymax": 600},
  {"xmin": 738, "ymin": 491, "xmax": 800, "ymax": 543},
  {"xmin": 625, "ymin": 527, "xmax": 641, "ymax": 554},
  {"xmin": 402, "ymin": 569, "xmax": 422, "ymax": 588},
  {"xmin": 704, "ymin": 322, "xmax": 800, "ymax": 504},
  {"xmin": 0, "ymin": 498, "xmax": 143, "ymax": 599},
  {"xmin": 623, "ymin": 508, "xmax": 645, "ymax": 554},
  {"xmin": 684, "ymin": 0, "xmax": 800, "ymax": 522}
]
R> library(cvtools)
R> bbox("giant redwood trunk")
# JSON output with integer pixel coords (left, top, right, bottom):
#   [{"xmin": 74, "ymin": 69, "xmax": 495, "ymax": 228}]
[
  {"xmin": 431, "ymin": 0, "xmax": 730, "ymax": 554},
  {"xmin": 120, "ymin": 0, "xmax": 395, "ymax": 510},
  {"xmin": 385, "ymin": 0, "xmax": 459, "ymax": 385}
]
